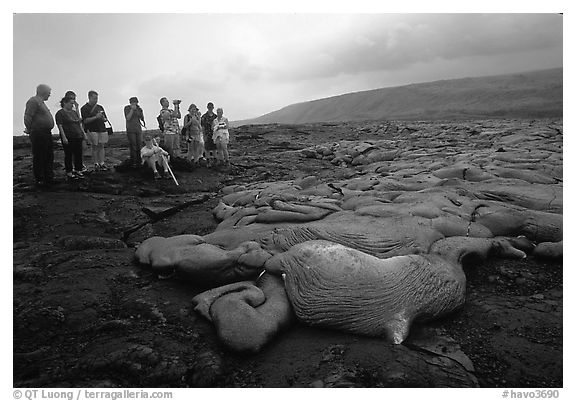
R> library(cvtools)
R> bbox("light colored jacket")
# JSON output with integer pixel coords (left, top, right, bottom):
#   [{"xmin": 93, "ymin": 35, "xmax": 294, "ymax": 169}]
[
  {"xmin": 141, "ymin": 144, "xmax": 168, "ymax": 163},
  {"xmin": 212, "ymin": 116, "xmax": 229, "ymax": 135}
]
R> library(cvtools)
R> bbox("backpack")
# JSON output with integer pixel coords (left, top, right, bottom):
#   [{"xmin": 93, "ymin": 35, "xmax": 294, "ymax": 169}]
[
  {"xmin": 181, "ymin": 114, "xmax": 190, "ymax": 137},
  {"xmin": 157, "ymin": 112, "xmax": 165, "ymax": 132}
]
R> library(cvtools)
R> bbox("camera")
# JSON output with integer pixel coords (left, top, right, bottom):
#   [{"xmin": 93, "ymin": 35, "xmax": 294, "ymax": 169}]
[{"xmin": 173, "ymin": 99, "xmax": 181, "ymax": 105}]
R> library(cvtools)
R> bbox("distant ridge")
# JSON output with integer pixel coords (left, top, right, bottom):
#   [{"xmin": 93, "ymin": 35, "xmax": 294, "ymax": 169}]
[{"xmin": 236, "ymin": 68, "xmax": 562, "ymax": 125}]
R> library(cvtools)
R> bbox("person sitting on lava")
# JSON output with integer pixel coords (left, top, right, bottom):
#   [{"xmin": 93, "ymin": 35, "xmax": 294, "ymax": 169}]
[{"xmin": 140, "ymin": 134, "xmax": 171, "ymax": 180}]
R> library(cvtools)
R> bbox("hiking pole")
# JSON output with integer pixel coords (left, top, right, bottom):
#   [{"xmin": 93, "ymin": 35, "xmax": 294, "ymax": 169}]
[
  {"xmin": 152, "ymin": 137, "xmax": 179, "ymax": 186},
  {"xmin": 163, "ymin": 155, "xmax": 179, "ymax": 186}
]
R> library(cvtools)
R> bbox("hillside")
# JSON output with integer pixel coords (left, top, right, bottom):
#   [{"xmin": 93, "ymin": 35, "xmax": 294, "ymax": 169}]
[{"xmin": 238, "ymin": 68, "xmax": 562, "ymax": 125}]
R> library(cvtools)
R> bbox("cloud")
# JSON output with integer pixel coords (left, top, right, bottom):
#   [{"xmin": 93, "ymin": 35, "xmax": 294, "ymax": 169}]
[
  {"xmin": 133, "ymin": 51, "xmax": 269, "ymax": 109},
  {"xmin": 267, "ymin": 14, "xmax": 563, "ymax": 82},
  {"xmin": 138, "ymin": 74, "xmax": 226, "ymax": 96},
  {"xmin": 12, "ymin": 13, "xmax": 564, "ymax": 130}
]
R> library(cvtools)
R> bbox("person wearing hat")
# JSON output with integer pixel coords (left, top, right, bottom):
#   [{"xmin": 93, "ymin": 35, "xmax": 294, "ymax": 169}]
[
  {"xmin": 183, "ymin": 104, "xmax": 205, "ymax": 164},
  {"xmin": 201, "ymin": 102, "xmax": 218, "ymax": 165},
  {"xmin": 124, "ymin": 97, "xmax": 146, "ymax": 167}
]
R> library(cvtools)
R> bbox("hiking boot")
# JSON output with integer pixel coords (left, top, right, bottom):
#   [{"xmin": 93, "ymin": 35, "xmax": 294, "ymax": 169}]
[
  {"xmin": 99, "ymin": 164, "xmax": 109, "ymax": 171},
  {"xmin": 74, "ymin": 170, "xmax": 85, "ymax": 179},
  {"xmin": 66, "ymin": 172, "xmax": 78, "ymax": 180},
  {"xmin": 154, "ymin": 171, "xmax": 161, "ymax": 180}
]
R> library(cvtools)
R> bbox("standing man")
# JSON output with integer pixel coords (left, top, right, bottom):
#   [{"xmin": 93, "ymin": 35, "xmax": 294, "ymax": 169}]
[
  {"xmin": 158, "ymin": 97, "xmax": 181, "ymax": 158},
  {"xmin": 124, "ymin": 97, "xmax": 145, "ymax": 168},
  {"xmin": 81, "ymin": 90, "xmax": 109, "ymax": 171},
  {"xmin": 201, "ymin": 102, "xmax": 218, "ymax": 166},
  {"xmin": 24, "ymin": 84, "xmax": 55, "ymax": 185}
]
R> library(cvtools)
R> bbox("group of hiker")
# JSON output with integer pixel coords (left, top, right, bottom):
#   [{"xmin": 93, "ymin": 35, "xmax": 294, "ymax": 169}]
[
  {"xmin": 129, "ymin": 97, "xmax": 231, "ymax": 171},
  {"xmin": 23, "ymin": 84, "xmax": 231, "ymax": 185}
]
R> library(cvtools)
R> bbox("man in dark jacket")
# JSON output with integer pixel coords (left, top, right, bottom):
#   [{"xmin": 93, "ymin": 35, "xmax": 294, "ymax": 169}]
[
  {"xmin": 201, "ymin": 102, "xmax": 218, "ymax": 166},
  {"xmin": 124, "ymin": 96, "xmax": 145, "ymax": 167}
]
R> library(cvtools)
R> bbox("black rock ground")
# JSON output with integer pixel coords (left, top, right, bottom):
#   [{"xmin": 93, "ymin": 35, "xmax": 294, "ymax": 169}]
[{"xmin": 13, "ymin": 120, "xmax": 562, "ymax": 387}]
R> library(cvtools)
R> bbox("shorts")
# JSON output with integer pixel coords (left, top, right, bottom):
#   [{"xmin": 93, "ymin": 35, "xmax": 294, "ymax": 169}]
[
  {"xmin": 86, "ymin": 131, "xmax": 109, "ymax": 145},
  {"xmin": 213, "ymin": 131, "xmax": 229, "ymax": 145},
  {"xmin": 163, "ymin": 132, "xmax": 178, "ymax": 151}
]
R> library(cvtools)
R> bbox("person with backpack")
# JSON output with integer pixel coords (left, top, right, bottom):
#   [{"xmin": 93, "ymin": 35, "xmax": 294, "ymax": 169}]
[
  {"xmin": 157, "ymin": 97, "xmax": 181, "ymax": 157},
  {"xmin": 183, "ymin": 104, "xmax": 204, "ymax": 165},
  {"xmin": 81, "ymin": 90, "xmax": 110, "ymax": 171}
]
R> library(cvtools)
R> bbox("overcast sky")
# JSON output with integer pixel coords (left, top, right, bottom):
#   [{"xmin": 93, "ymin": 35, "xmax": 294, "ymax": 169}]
[{"xmin": 13, "ymin": 13, "xmax": 562, "ymax": 134}]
